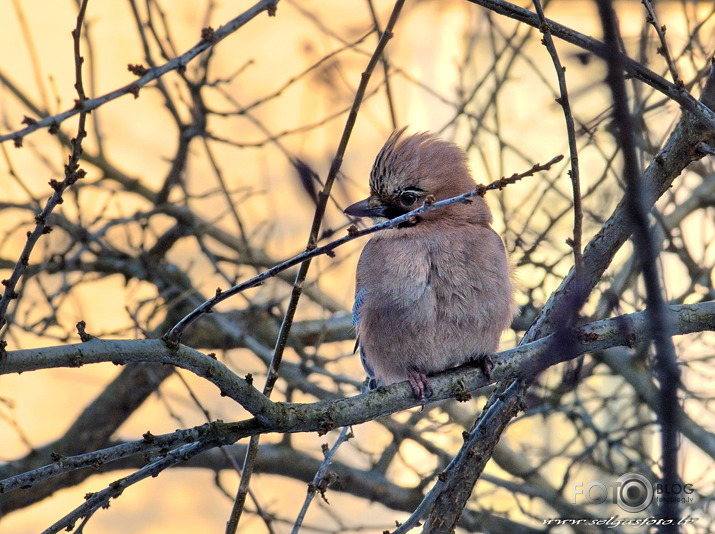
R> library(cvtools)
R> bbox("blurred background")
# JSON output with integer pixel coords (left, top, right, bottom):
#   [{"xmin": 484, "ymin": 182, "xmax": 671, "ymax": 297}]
[{"xmin": 1, "ymin": 0, "xmax": 714, "ymax": 532}]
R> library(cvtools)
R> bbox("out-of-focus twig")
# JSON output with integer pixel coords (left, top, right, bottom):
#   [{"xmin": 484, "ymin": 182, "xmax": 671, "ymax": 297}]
[
  {"xmin": 596, "ymin": 1, "xmax": 681, "ymax": 530},
  {"xmin": 522, "ymin": 63, "xmax": 715, "ymax": 345},
  {"xmin": 642, "ymin": 0, "xmax": 683, "ymax": 87},
  {"xmin": 465, "ymin": 0, "xmax": 715, "ymax": 130}
]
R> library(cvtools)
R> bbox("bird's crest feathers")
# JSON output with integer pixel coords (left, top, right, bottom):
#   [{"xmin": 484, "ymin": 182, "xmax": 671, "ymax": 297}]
[{"xmin": 368, "ymin": 128, "xmax": 491, "ymax": 224}]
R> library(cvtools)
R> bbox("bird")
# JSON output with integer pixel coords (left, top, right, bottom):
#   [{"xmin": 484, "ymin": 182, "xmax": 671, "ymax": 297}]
[{"xmin": 345, "ymin": 128, "xmax": 516, "ymax": 403}]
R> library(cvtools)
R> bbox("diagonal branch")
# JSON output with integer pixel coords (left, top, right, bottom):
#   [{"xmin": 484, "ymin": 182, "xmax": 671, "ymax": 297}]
[
  {"xmin": 41, "ymin": 440, "xmax": 212, "ymax": 534},
  {"xmin": 0, "ymin": 0, "xmax": 91, "ymax": 332},
  {"xmin": 421, "ymin": 381, "xmax": 524, "ymax": 533}
]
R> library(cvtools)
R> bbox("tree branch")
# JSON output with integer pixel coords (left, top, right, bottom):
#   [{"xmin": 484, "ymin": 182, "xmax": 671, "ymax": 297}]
[
  {"xmin": 3, "ymin": 301, "xmax": 713, "ymax": 436},
  {"xmin": 2, "ymin": 301, "xmax": 714, "ymax": 517},
  {"xmin": 596, "ymin": 1, "xmax": 681, "ymax": 529}
]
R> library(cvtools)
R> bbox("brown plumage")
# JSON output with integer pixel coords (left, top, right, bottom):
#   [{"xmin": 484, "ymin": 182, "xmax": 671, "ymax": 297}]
[{"xmin": 346, "ymin": 128, "xmax": 516, "ymax": 402}]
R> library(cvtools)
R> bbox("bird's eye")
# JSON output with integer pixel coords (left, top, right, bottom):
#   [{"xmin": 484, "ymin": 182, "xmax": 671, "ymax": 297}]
[{"xmin": 400, "ymin": 191, "xmax": 418, "ymax": 206}]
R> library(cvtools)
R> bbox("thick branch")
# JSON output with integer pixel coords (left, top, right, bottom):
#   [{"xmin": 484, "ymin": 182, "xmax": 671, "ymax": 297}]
[
  {"xmin": 422, "ymin": 382, "xmax": 523, "ymax": 533},
  {"xmin": 1, "ymin": 302, "xmax": 714, "ymax": 516},
  {"xmin": 3, "ymin": 302, "xmax": 713, "ymax": 435},
  {"xmin": 1, "ymin": 340, "xmax": 273, "ymax": 418}
]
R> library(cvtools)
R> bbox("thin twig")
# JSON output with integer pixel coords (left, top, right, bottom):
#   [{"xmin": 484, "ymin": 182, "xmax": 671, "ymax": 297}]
[
  {"xmin": 641, "ymin": 0, "xmax": 683, "ymax": 87},
  {"xmin": 41, "ymin": 441, "xmax": 211, "ymax": 534},
  {"xmin": 0, "ymin": 424, "xmax": 219, "ymax": 493},
  {"xmin": 366, "ymin": 0, "xmax": 398, "ymax": 129},
  {"xmin": 521, "ymin": 63, "xmax": 715, "ymax": 345},
  {"xmin": 532, "ymin": 0, "xmax": 583, "ymax": 278},
  {"xmin": 230, "ymin": 31, "xmax": 374, "ymax": 116},
  {"xmin": 0, "ymin": 0, "xmax": 279, "ymax": 145},
  {"xmin": 10, "ymin": 0, "xmax": 50, "ymax": 112},
  {"xmin": 465, "ymin": 0, "xmax": 715, "ymax": 131},
  {"xmin": 291, "ymin": 426, "xmax": 353, "ymax": 533}
]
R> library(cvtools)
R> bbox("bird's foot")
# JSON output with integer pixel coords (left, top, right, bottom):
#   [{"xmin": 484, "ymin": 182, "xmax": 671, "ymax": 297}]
[
  {"xmin": 469, "ymin": 353, "xmax": 494, "ymax": 380},
  {"xmin": 407, "ymin": 371, "xmax": 433, "ymax": 409},
  {"xmin": 361, "ymin": 376, "xmax": 378, "ymax": 393}
]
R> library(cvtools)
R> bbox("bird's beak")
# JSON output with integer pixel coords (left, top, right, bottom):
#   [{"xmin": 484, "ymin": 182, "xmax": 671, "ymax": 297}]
[{"xmin": 344, "ymin": 198, "xmax": 389, "ymax": 218}]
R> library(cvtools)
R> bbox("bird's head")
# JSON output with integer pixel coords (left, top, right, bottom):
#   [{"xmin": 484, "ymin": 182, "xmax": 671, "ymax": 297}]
[{"xmin": 344, "ymin": 128, "xmax": 492, "ymax": 225}]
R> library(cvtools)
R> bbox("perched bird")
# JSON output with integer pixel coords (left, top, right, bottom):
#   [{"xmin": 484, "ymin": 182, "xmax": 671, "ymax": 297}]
[{"xmin": 345, "ymin": 128, "xmax": 515, "ymax": 403}]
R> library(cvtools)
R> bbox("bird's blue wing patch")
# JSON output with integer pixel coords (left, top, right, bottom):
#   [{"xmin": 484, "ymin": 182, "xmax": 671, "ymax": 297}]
[
  {"xmin": 352, "ymin": 288, "xmax": 376, "ymax": 390},
  {"xmin": 352, "ymin": 287, "xmax": 365, "ymax": 327},
  {"xmin": 351, "ymin": 287, "xmax": 365, "ymax": 354}
]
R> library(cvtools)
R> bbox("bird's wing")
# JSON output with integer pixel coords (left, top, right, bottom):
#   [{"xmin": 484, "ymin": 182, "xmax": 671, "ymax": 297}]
[
  {"xmin": 351, "ymin": 286, "xmax": 364, "ymax": 355},
  {"xmin": 353, "ymin": 286, "xmax": 377, "ymax": 387},
  {"xmin": 352, "ymin": 287, "xmax": 365, "ymax": 328}
]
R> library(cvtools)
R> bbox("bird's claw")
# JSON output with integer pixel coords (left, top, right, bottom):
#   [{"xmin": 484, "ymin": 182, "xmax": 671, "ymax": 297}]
[
  {"xmin": 408, "ymin": 371, "xmax": 433, "ymax": 409},
  {"xmin": 470, "ymin": 353, "xmax": 494, "ymax": 380}
]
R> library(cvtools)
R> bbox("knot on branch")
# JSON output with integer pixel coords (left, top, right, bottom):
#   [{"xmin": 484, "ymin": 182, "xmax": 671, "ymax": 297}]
[
  {"xmin": 310, "ymin": 471, "xmax": 338, "ymax": 504},
  {"xmin": 200, "ymin": 26, "xmax": 216, "ymax": 42},
  {"xmin": 76, "ymin": 321, "xmax": 94, "ymax": 342},
  {"xmin": 162, "ymin": 333, "xmax": 180, "ymax": 352},
  {"xmin": 127, "ymin": 63, "xmax": 149, "ymax": 77},
  {"xmin": 317, "ymin": 415, "xmax": 336, "ymax": 436}
]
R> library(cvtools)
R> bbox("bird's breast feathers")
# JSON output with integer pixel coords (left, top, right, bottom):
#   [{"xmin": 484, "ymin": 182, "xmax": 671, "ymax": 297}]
[{"xmin": 355, "ymin": 225, "xmax": 509, "ymax": 321}]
